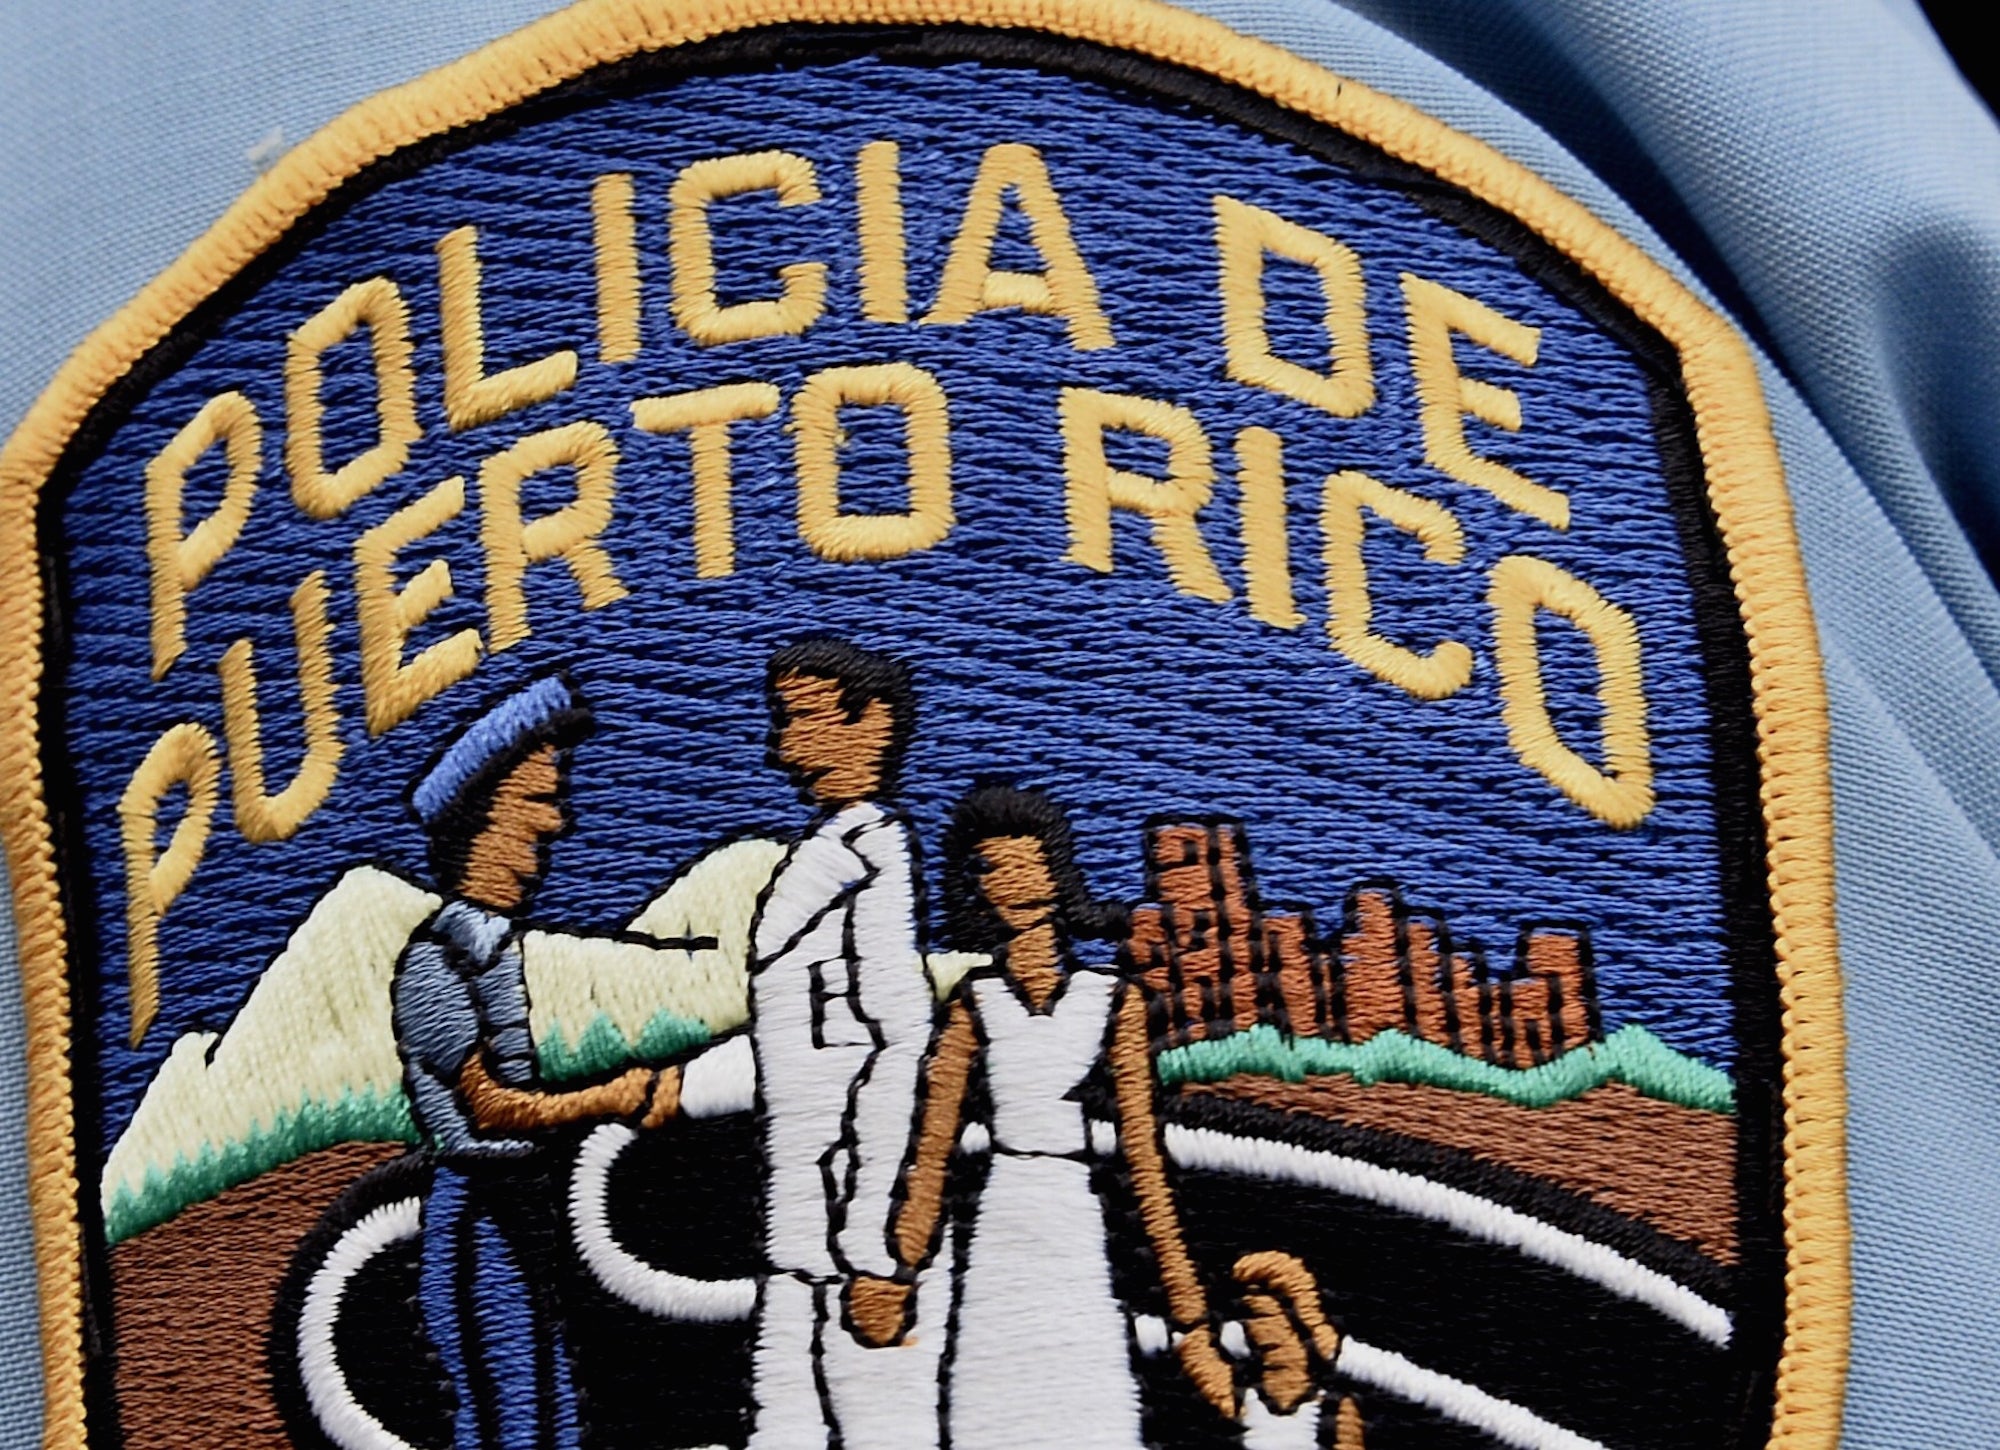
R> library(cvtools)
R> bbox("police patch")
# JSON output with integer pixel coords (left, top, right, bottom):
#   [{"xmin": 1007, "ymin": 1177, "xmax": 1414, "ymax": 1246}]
[{"xmin": 0, "ymin": 4, "xmax": 1849, "ymax": 1449}]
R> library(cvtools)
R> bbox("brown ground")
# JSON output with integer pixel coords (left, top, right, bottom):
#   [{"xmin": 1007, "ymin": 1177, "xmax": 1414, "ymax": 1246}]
[
  {"xmin": 108, "ymin": 1140, "xmax": 408, "ymax": 1450},
  {"xmin": 1191, "ymin": 1076, "xmax": 1738, "ymax": 1264}
]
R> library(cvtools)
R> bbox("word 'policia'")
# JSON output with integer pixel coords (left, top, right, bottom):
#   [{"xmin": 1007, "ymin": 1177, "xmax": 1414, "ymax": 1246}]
[{"xmin": 119, "ymin": 142, "xmax": 1657, "ymax": 1009}]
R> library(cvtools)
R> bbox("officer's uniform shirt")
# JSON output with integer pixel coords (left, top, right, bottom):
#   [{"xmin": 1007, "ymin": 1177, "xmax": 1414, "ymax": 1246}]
[{"xmin": 391, "ymin": 899, "xmax": 540, "ymax": 1162}]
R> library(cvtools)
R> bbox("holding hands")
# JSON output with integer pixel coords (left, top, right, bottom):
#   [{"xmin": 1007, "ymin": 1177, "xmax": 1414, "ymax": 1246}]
[{"xmin": 845, "ymin": 1272, "xmax": 916, "ymax": 1348}]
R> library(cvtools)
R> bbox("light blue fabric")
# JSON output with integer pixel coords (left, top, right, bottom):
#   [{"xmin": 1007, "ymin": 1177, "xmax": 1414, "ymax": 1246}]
[{"xmin": 3, "ymin": 3, "xmax": 1997, "ymax": 1447}]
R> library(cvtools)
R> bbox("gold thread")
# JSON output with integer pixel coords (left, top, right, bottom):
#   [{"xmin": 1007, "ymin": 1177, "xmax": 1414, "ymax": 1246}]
[
  {"xmin": 479, "ymin": 420, "xmax": 631, "ymax": 649},
  {"xmin": 436, "ymin": 224, "xmax": 580, "ymax": 431},
  {"xmin": 890, "ymin": 997, "xmax": 978, "ymax": 1269},
  {"xmin": 0, "ymin": 5, "xmax": 1848, "ymax": 1444},
  {"xmin": 117, "ymin": 722, "xmax": 219, "ymax": 1047},
  {"xmin": 353, "ymin": 475, "xmax": 482, "ymax": 735},
  {"xmin": 793, "ymin": 362, "xmax": 955, "ymax": 561},
  {"xmin": 1060, "ymin": 386, "xmax": 1230, "ymax": 602},
  {"xmin": 923, "ymin": 142, "xmax": 1114, "ymax": 350},
  {"xmin": 1321, "ymin": 468, "xmax": 1472, "ymax": 699},
  {"xmin": 630, "ymin": 383, "xmax": 782, "ymax": 577},
  {"xmin": 459, "ymin": 1047, "xmax": 655, "ymax": 1128},
  {"xmin": 144, "ymin": 391, "xmax": 259, "ymax": 680},
  {"xmin": 283, "ymin": 276, "xmax": 420, "ymax": 518},
  {"xmin": 856, "ymin": 140, "xmax": 909, "ymax": 324},
  {"xmin": 1232, "ymin": 1250, "xmax": 1342, "ymax": 1364},
  {"xmin": 1214, "ymin": 194, "xmax": 1373, "ymax": 417},
  {"xmin": 592, "ymin": 172, "xmax": 643, "ymax": 364},
  {"xmin": 1335, "ymin": 1397, "xmax": 1366, "ymax": 1450},
  {"xmin": 1235, "ymin": 426, "xmax": 1304, "ymax": 629},
  {"xmin": 668, "ymin": 150, "xmax": 828, "ymax": 344},
  {"xmin": 1488, "ymin": 552, "xmax": 1655, "ymax": 828},
  {"xmin": 1401, "ymin": 271, "xmax": 1565, "ymax": 530},
  {"xmin": 216, "ymin": 570, "xmax": 343, "ymax": 843}
]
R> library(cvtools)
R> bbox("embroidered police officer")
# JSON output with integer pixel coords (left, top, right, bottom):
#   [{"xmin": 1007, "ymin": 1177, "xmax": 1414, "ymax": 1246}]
[{"xmin": 389, "ymin": 675, "xmax": 679, "ymax": 1450}]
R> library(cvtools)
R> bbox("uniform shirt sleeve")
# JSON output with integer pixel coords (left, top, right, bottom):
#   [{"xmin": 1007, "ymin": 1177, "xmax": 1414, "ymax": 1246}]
[{"xmin": 390, "ymin": 932, "xmax": 482, "ymax": 1145}]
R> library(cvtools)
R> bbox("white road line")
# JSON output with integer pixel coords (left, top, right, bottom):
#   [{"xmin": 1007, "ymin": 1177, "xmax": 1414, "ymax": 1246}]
[
  {"xmin": 1338, "ymin": 1336, "xmax": 1611, "ymax": 1450},
  {"xmin": 1163, "ymin": 1122, "xmax": 1733, "ymax": 1347},
  {"xmin": 571, "ymin": 1122, "xmax": 759, "ymax": 1322},
  {"xmin": 305, "ymin": 1157, "xmax": 1622, "ymax": 1450},
  {"xmin": 297, "ymin": 1196, "xmax": 425, "ymax": 1450}
]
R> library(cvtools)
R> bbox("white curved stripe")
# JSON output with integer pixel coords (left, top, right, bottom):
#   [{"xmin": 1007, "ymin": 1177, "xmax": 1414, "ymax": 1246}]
[
  {"xmin": 297, "ymin": 1196, "xmax": 424, "ymax": 1450},
  {"xmin": 1338, "ymin": 1336, "xmax": 1609, "ymax": 1450},
  {"xmin": 1163, "ymin": 1123, "xmax": 1732, "ymax": 1346},
  {"xmin": 571, "ymin": 1123, "xmax": 759, "ymax": 1322}
]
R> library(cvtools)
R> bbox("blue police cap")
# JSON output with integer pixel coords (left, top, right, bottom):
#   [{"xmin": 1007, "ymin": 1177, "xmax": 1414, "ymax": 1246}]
[{"xmin": 411, "ymin": 675, "xmax": 591, "ymax": 829}]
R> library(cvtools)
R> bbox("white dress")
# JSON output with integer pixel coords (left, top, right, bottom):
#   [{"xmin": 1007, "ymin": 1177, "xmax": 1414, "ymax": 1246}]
[{"xmin": 948, "ymin": 969, "xmax": 1147, "ymax": 1450}]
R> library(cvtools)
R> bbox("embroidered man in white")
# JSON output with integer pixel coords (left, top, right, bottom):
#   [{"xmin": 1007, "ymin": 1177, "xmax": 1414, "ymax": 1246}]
[{"xmin": 739, "ymin": 639, "xmax": 941, "ymax": 1450}]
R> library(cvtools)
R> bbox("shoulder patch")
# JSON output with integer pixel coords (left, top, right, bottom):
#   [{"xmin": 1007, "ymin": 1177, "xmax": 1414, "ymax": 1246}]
[{"xmin": 0, "ymin": 4, "xmax": 1847, "ymax": 1449}]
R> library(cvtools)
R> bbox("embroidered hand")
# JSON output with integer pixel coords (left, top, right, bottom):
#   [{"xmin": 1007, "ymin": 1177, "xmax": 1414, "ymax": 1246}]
[
  {"xmin": 638, "ymin": 1066, "xmax": 682, "ymax": 1129},
  {"xmin": 1175, "ymin": 1322, "xmax": 1239, "ymax": 1417},
  {"xmin": 845, "ymin": 1273, "xmax": 913, "ymax": 1347}
]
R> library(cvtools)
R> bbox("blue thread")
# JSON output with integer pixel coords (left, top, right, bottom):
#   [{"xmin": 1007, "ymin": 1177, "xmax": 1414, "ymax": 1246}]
[
  {"xmin": 59, "ymin": 54, "xmax": 1739, "ymax": 1153},
  {"xmin": 421, "ymin": 1164, "xmax": 581, "ymax": 1450},
  {"xmin": 410, "ymin": 674, "xmax": 583, "ymax": 826}
]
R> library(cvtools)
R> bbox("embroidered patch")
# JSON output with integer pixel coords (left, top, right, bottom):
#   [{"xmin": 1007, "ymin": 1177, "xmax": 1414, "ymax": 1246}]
[{"xmin": 0, "ymin": 5, "xmax": 1849, "ymax": 1450}]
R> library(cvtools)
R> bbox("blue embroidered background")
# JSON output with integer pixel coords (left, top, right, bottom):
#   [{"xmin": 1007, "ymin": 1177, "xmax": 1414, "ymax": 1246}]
[{"xmin": 57, "ymin": 51, "xmax": 1736, "ymax": 1148}]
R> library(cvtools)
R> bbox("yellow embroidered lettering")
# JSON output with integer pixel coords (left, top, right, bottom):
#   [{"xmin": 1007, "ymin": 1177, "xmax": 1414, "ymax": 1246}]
[
  {"xmin": 793, "ymin": 363, "xmax": 954, "ymax": 561},
  {"xmin": 354, "ymin": 475, "xmax": 482, "ymax": 735},
  {"xmin": 629, "ymin": 383, "xmax": 782, "ymax": 578},
  {"xmin": 216, "ymin": 570, "xmax": 342, "ymax": 843},
  {"xmin": 592, "ymin": 172, "xmax": 642, "ymax": 364},
  {"xmin": 284, "ymin": 277, "xmax": 420, "ymax": 518},
  {"xmin": 119, "ymin": 721, "xmax": 220, "ymax": 1046},
  {"xmin": 856, "ymin": 140, "xmax": 908, "ymax": 325},
  {"xmin": 1488, "ymin": 553, "xmax": 1653, "ymax": 827},
  {"xmin": 436, "ymin": 224, "xmax": 580, "ymax": 431},
  {"xmin": 1060, "ymin": 388, "xmax": 1229, "ymax": 602},
  {"xmin": 669, "ymin": 150, "xmax": 828, "ymax": 345},
  {"xmin": 1321, "ymin": 469, "xmax": 1472, "ymax": 699},
  {"xmin": 1214, "ymin": 195, "xmax": 1373, "ymax": 417},
  {"xmin": 1235, "ymin": 427, "xmax": 1304, "ymax": 628},
  {"xmin": 479, "ymin": 420, "xmax": 630, "ymax": 649},
  {"xmin": 924, "ymin": 143, "xmax": 1114, "ymax": 350},
  {"xmin": 1401, "ymin": 272, "xmax": 1563, "ymax": 529},
  {"xmin": 145, "ymin": 391, "xmax": 260, "ymax": 680}
]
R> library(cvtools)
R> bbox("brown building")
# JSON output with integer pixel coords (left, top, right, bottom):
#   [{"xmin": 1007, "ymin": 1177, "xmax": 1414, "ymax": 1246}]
[{"xmin": 1124, "ymin": 821, "xmax": 1602, "ymax": 1068}]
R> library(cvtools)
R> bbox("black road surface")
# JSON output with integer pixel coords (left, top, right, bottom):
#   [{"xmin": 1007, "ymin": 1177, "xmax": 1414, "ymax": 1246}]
[{"xmin": 288, "ymin": 1103, "xmax": 1756, "ymax": 1450}]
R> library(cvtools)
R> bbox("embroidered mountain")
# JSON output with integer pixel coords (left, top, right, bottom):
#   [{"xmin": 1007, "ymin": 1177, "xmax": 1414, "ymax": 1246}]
[
  {"xmin": 100, "ymin": 839, "xmax": 787, "ymax": 1244},
  {"xmin": 1128, "ymin": 820, "xmax": 1604, "ymax": 1067}
]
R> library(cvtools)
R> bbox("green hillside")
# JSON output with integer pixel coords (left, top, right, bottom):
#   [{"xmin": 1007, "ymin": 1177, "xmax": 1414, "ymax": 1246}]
[
  {"xmin": 104, "ymin": 1089, "xmax": 418, "ymax": 1245},
  {"xmin": 1156, "ymin": 1022, "xmax": 1735, "ymax": 1114}
]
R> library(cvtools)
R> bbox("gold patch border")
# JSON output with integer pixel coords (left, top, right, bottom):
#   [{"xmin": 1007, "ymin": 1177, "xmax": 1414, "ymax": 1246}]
[{"xmin": 0, "ymin": 2, "xmax": 1849, "ymax": 1444}]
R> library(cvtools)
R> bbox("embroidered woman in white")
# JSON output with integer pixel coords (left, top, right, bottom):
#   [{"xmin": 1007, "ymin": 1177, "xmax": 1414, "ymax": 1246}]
[{"xmin": 847, "ymin": 785, "xmax": 1241, "ymax": 1448}]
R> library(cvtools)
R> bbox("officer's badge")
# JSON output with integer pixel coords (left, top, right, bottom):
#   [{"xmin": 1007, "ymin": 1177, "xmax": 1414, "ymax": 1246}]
[{"xmin": 0, "ymin": 4, "xmax": 1848, "ymax": 1448}]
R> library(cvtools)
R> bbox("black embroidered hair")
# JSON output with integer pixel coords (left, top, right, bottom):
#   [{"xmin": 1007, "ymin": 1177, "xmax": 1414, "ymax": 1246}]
[
  {"xmin": 765, "ymin": 636, "xmax": 917, "ymax": 794},
  {"xmin": 420, "ymin": 684, "xmax": 594, "ymax": 895},
  {"xmin": 942, "ymin": 782, "xmax": 1123, "ymax": 951}
]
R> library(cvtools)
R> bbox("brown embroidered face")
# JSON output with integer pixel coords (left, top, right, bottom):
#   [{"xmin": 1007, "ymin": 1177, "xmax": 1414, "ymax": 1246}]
[
  {"xmin": 968, "ymin": 833, "xmax": 1060, "ymax": 939},
  {"xmin": 456, "ymin": 746, "xmax": 565, "ymax": 912},
  {"xmin": 770, "ymin": 672, "xmax": 895, "ymax": 806}
]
